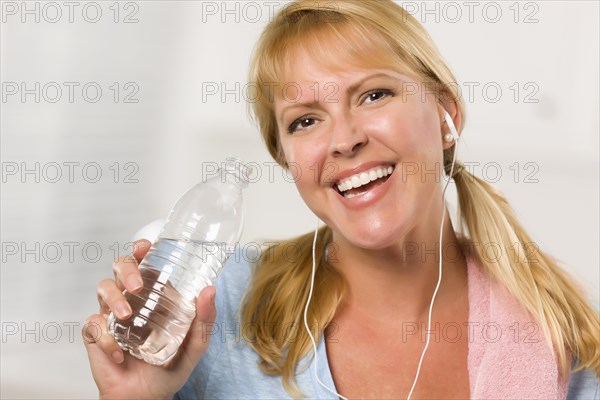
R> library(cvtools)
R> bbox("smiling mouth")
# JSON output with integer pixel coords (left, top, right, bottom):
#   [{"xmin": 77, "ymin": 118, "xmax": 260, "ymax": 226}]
[{"xmin": 334, "ymin": 165, "xmax": 395, "ymax": 199}]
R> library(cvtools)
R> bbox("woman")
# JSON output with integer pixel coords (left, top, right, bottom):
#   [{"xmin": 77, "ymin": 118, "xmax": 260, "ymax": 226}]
[{"xmin": 85, "ymin": 1, "xmax": 600, "ymax": 398}]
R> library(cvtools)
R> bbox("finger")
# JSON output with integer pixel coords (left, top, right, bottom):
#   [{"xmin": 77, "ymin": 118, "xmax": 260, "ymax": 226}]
[
  {"xmin": 176, "ymin": 286, "xmax": 217, "ymax": 369},
  {"xmin": 82, "ymin": 314, "xmax": 125, "ymax": 364},
  {"xmin": 97, "ymin": 279, "xmax": 132, "ymax": 319},
  {"xmin": 112, "ymin": 256, "xmax": 144, "ymax": 293},
  {"xmin": 131, "ymin": 239, "xmax": 151, "ymax": 262}
]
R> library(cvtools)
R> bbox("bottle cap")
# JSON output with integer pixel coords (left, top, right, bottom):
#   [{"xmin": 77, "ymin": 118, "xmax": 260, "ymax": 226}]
[{"xmin": 223, "ymin": 157, "xmax": 251, "ymax": 188}]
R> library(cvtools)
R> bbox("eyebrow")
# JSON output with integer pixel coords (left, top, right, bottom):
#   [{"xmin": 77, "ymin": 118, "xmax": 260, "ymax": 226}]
[{"xmin": 277, "ymin": 72, "xmax": 400, "ymax": 121}]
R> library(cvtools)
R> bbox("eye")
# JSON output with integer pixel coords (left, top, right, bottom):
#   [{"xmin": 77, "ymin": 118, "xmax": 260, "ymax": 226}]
[
  {"xmin": 287, "ymin": 115, "xmax": 318, "ymax": 134},
  {"xmin": 361, "ymin": 89, "xmax": 394, "ymax": 105}
]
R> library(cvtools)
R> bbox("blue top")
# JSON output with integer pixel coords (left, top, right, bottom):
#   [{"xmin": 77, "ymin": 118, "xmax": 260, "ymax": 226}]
[{"xmin": 174, "ymin": 252, "xmax": 599, "ymax": 399}]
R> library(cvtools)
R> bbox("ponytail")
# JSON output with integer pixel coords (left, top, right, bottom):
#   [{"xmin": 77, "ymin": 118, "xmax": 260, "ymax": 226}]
[{"xmin": 452, "ymin": 161, "xmax": 600, "ymax": 378}]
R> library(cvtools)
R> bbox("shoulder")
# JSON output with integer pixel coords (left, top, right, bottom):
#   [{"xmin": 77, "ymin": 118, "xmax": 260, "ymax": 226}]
[
  {"xmin": 208, "ymin": 246, "xmax": 262, "ymax": 344},
  {"xmin": 567, "ymin": 360, "xmax": 600, "ymax": 399},
  {"xmin": 174, "ymin": 248, "xmax": 259, "ymax": 399},
  {"xmin": 214, "ymin": 247, "xmax": 258, "ymax": 311},
  {"xmin": 175, "ymin": 247, "xmax": 301, "ymax": 399},
  {"xmin": 566, "ymin": 301, "xmax": 600, "ymax": 399}
]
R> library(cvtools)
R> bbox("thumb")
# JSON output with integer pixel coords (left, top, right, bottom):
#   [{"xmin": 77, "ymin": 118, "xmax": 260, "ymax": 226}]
[{"xmin": 178, "ymin": 285, "xmax": 217, "ymax": 365}]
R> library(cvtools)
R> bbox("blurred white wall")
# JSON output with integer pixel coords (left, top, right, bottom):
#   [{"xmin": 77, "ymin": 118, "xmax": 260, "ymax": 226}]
[{"xmin": 1, "ymin": 1, "xmax": 598, "ymax": 398}]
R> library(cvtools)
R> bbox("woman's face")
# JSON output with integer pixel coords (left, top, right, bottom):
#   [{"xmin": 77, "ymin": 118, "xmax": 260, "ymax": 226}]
[{"xmin": 273, "ymin": 53, "xmax": 452, "ymax": 250}]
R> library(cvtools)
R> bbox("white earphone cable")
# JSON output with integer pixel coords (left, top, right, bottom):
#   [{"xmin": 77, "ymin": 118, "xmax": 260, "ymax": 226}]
[
  {"xmin": 406, "ymin": 112, "xmax": 459, "ymax": 399},
  {"xmin": 304, "ymin": 218, "xmax": 349, "ymax": 399}
]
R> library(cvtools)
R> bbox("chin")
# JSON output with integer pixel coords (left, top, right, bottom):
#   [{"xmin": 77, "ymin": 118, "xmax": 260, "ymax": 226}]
[
  {"xmin": 347, "ymin": 233, "xmax": 400, "ymax": 250},
  {"xmin": 332, "ymin": 218, "xmax": 406, "ymax": 251}
]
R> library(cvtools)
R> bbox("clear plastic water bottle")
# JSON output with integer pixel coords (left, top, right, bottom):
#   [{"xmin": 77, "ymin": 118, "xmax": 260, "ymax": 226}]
[{"xmin": 107, "ymin": 157, "xmax": 250, "ymax": 365}]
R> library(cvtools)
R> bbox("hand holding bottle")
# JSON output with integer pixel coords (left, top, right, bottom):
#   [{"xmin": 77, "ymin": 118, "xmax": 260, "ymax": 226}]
[
  {"xmin": 83, "ymin": 239, "xmax": 217, "ymax": 400},
  {"xmin": 84, "ymin": 158, "xmax": 250, "ymax": 398},
  {"xmin": 106, "ymin": 158, "xmax": 249, "ymax": 365}
]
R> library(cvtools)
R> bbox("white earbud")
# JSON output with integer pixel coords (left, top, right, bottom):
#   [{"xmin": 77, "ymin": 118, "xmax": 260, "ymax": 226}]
[{"xmin": 444, "ymin": 111, "xmax": 459, "ymax": 142}]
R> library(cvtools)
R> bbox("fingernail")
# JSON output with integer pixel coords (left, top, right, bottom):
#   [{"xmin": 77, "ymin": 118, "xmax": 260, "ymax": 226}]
[
  {"xmin": 134, "ymin": 239, "xmax": 149, "ymax": 250},
  {"xmin": 116, "ymin": 301, "xmax": 132, "ymax": 318},
  {"xmin": 83, "ymin": 322, "xmax": 100, "ymax": 343},
  {"xmin": 126, "ymin": 275, "xmax": 143, "ymax": 292},
  {"xmin": 112, "ymin": 350, "xmax": 124, "ymax": 364}
]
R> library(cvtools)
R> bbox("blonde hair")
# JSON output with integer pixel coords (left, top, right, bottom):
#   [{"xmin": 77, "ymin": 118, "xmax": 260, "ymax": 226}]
[{"xmin": 241, "ymin": 0, "xmax": 600, "ymax": 396}]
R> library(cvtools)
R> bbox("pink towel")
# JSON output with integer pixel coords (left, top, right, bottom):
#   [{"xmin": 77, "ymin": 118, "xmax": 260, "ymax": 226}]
[{"xmin": 466, "ymin": 255, "xmax": 571, "ymax": 399}]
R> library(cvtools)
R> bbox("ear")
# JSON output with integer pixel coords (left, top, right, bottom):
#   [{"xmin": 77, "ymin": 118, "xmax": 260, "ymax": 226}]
[{"xmin": 437, "ymin": 94, "xmax": 462, "ymax": 150}]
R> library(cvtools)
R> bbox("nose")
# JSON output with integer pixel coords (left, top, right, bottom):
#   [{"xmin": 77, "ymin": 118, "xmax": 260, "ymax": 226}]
[{"xmin": 329, "ymin": 114, "xmax": 368, "ymax": 157}]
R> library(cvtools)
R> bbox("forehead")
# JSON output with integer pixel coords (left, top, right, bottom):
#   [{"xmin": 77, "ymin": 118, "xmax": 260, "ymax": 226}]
[
  {"xmin": 273, "ymin": 21, "xmax": 416, "ymax": 86},
  {"xmin": 278, "ymin": 53, "xmax": 366, "ymax": 89},
  {"xmin": 273, "ymin": 54, "xmax": 421, "ymax": 113}
]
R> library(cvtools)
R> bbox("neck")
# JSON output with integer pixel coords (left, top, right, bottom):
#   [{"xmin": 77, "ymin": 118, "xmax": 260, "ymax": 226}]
[{"xmin": 329, "ymin": 212, "xmax": 468, "ymax": 324}]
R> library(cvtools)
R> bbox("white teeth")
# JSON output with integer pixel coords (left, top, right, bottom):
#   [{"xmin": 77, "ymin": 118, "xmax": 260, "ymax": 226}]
[
  {"xmin": 345, "ymin": 191, "xmax": 364, "ymax": 199},
  {"xmin": 359, "ymin": 173, "xmax": 370, "ymax": 185},
  {"xmin": 335, "ymin": 165, "xmax": 394, "ymax": 195}
]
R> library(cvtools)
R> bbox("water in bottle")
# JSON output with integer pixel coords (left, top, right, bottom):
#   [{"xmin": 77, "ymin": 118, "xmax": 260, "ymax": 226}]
[{"xmin": 107, "ymin": 157, "xmax": 250, "ymax": 365}]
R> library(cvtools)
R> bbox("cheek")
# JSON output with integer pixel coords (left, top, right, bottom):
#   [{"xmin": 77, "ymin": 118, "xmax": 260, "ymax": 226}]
[
  {"xmin": 382, "ymin": 107, "xmax": 440, "ymax": 158},
  {"xmin": 359, "ymin": 101, "xmax": 437, "ymax": 147},
  {"xmin": 280, "ymin": 136, "xmax": 329, "ymax": 191}
]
